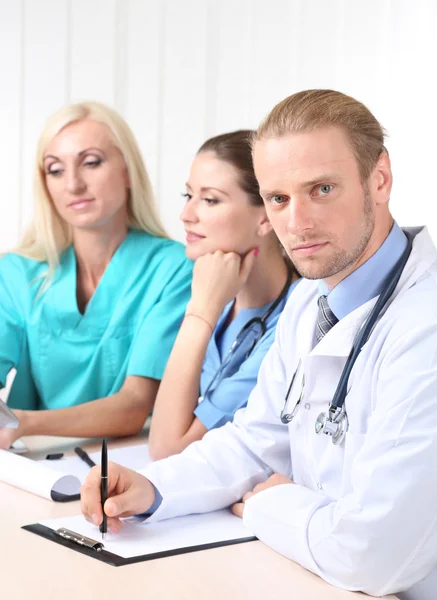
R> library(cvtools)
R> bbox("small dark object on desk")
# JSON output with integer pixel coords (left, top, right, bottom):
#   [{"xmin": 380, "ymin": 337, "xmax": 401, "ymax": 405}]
[{"xmin": 46, "ymin": 453, "xmax": 64, "ymax": 460}]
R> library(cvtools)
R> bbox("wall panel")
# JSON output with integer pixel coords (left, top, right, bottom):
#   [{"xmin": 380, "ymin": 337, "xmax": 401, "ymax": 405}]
[{"xmin": 0, "ymin": 0, "xmax": 436, "ymax": 249}]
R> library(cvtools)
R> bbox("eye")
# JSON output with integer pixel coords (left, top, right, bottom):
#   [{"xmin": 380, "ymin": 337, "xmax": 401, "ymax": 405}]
[
  {"xmin": 46, "ymin": 165, "xmax": 63, "ymax": 177},
  {"xmin": 181, "ymin": 192, "xmax": 192, "ymax": 201},
  {"xmin": 203, "ymin": 197, "xmax": 219, "ymax": 206},
  {"xmin": 269, "ymin": 194, "xmax": 288, "ymax": 206},
  {"xmin": 83, "ymin": 158, "xmax": 102, "ymax": 168},
  {"xmin": 315, "ymin": 184, "xmax": 333, "ymax": 196}
]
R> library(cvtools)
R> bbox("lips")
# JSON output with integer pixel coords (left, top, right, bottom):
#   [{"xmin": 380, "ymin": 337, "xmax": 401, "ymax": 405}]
[
  {"xmin": 291, "ymin": 242, "xmax": 327, "ymax": 256},
  {"xmin": 69, "ymin": 199, "xmax": 94, "ymax": 210},
  {"xmin": 185, "ymin": 231, "xmax": 205, "ymax": 243}
]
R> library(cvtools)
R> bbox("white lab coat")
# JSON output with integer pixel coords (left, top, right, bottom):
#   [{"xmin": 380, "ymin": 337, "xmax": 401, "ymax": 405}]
[{"xmin": 143, "ymin": 226, "xmax": 437, "ymax": 599}]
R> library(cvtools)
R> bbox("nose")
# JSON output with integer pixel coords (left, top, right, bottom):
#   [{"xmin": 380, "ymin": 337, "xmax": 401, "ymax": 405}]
[
  {"xmin": 65, "ymin": 167, "xmax": 86, "ymax": 195},
  {"xmin": 286, "ymin": 196, "xmax": 314, "ymax": 235},
  {"xmin": 180, "ymin": 196, "xmax": 199, "ymax": 224}
]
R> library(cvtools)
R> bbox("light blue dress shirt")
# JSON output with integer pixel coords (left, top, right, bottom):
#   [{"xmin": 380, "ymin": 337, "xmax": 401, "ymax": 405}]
[
  {"xmin": 194, "ymin": 278, "xmax": 301, "ymax": 430},
  {"xmin": 318, "ymin": 222, "xmax": 408, "ymax": 318},
  {"xmin": 0, "ymin": 229, "xmax": 193, "ymax": 410}
]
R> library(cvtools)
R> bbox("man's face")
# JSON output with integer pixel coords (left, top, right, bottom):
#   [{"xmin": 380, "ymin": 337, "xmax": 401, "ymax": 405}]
[{"xmin": 253, "ymin": 126, "xmax": 379, "ymax": 288}]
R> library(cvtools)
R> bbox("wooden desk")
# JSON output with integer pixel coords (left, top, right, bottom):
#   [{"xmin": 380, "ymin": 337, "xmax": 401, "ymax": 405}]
[{"xmin": 1, "ymin": 436, "xmax": 399, "ymax": 600}]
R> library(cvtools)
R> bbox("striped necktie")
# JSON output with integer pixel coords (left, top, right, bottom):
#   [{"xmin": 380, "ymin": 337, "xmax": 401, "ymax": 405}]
[{"xmin": 316, "ymin": 295, "xmax": 338, "ymax": 343}]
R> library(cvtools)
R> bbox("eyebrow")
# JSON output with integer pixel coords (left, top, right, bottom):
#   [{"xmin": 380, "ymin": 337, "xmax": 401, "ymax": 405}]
[
  {"xmin": 186, "ymin": 183, "xmax": 230, "ymax": 197},
  {"xmin": 43, "ymin": 147, "xmax": 105, "ymax": 162},
  {"xmin": 300, "ymin": 174, "xmax": 339, "ymax": 187},
  {"xmin": 260, "ymin": 174, "xmax": 340, "ymax": 196}
]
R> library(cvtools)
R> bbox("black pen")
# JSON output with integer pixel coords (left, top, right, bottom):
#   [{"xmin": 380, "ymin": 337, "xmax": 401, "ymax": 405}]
[
  {"xmin": 74, "ymin": 446, "xmax": 96, "ymax": 469},
  {"xmin": 99, "ymin": 438, "xmax": 108, "ymax": 541}
]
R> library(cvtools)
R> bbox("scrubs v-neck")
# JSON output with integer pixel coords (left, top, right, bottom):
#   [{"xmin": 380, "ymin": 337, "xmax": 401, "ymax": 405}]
[{"xmin": 0, "ymin": 230, "xmax": 193, "ymax": 410}]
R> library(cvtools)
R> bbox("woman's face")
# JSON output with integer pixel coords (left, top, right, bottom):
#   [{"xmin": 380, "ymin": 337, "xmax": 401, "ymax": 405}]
[
  {"xmin": 181, "ymin": 151, "xmax": 268, "ymax": 261},
  {"xmin": 43, "ymin": 119, "xmax": 130, "ymax": 232}
]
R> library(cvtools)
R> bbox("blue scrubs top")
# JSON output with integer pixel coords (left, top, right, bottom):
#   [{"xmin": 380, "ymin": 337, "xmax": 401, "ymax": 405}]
[
  {"xmin": 0, "ymin": 229, "xmax": 193, "ymax": 410},
  {"xmin": 194, "ymin": 278, "xmax": 300, "ymax": 430}
]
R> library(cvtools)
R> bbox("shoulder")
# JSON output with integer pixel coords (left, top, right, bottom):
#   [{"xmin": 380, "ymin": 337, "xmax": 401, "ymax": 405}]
[
  {"xmin": 0, "ymin": 252, "xmax": 47, "ymax": 283},
  {"xmin": 281, "ymin": 277, "xmax": 317, "ymax": 321},
  {"xmin": 382, "ymin": 271, "xmax": 437, "ymax": 344},
  {"xmin": 128, "ymin": 231, "xmax": 192, "ymax": 270}
]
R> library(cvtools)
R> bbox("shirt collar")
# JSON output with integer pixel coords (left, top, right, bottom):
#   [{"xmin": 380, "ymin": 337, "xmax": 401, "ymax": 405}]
[{"xmin": 318, "ymin": 221, "xmax": 408, "ymax": 320}]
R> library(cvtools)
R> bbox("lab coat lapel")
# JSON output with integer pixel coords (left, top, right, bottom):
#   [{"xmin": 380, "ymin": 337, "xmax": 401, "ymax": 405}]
[
  {"xmin": 295, "ymin": 285, "xmax": 377, "ymax": 359},
  {"xmin": 312, "ymin": 299, "xmax": 377, "ymax": 358}
]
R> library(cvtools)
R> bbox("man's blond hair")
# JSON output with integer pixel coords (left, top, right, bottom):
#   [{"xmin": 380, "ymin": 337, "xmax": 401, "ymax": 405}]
[{"xmin": 254, "ymin": 89, "xmax": 386, "ymax": 182}]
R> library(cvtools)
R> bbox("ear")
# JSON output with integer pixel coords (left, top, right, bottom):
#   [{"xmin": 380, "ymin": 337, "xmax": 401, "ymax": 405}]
[
  {"xmin": 370, "ymin": 151, "xmax": 392, "ymax": 205},
  {"xmin": 257, "ymin": 209, "xmax": 273, "ymax": 237}
]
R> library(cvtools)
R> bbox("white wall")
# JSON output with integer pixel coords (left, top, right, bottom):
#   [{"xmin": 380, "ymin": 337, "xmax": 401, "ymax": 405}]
[{"xmin": 0, "ymin": 0, "xmax": 436, "ymax": 250}]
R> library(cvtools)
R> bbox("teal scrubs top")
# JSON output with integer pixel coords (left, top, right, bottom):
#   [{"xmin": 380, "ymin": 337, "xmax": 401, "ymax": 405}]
[{"xmin": 0, "ymin": 230, "xmax": 193, "ymax": 411}]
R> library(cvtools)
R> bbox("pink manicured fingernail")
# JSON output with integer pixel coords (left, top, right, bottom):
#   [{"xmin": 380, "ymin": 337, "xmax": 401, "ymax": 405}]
[{"xmin": 254, "ymin": 248, "xmax": 259, "ymax": 257}]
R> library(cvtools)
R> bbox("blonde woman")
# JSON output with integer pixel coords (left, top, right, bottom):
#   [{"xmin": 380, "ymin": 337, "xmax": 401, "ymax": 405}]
[{"xmin": 0, "ymin": 102, "xmax": 192, "ymax": 449}]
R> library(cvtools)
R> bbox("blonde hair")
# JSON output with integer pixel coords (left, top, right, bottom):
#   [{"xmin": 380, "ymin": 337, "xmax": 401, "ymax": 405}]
[
  {"xmin": 255, "ymin": 89, "xmax": 386, "ymax": 182},
  {"xmin": 14, "ymin": 101, "xmax": 168, "ymax": 283}
]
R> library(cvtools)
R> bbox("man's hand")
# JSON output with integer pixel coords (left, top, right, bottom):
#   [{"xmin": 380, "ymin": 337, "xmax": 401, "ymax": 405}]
[
  {"xmin": 231, "ymin": 473, "xmax": 293, "ymax": 518},
  {"xmin": 80, "ymin": 462, "xmax": 156, "ymax": 533}
]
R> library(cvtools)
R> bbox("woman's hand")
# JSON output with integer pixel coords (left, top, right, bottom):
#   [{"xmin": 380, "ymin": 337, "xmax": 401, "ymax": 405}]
[{"xmin": 187, "ymin": 249, "xmax": 258, "ymax": 325}]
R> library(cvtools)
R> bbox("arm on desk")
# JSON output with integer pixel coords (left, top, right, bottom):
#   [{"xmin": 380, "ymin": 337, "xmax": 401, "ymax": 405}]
[
  {"xmin": 0, "ymin": 375, "xmax": 159, "ymax": 449},
  {"xmin": 242, "ymin": 325, "xmax": 437, "ymax": 597},
  {"xmin": 148, "ymin": 250, "xmax": 256, "ymax": 460}
]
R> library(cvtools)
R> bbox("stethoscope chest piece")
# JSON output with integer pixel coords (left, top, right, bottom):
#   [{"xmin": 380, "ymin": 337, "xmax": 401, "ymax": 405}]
[{"xmin": 315, "ymin": 407, "xmax": 348, "ymax": 445}]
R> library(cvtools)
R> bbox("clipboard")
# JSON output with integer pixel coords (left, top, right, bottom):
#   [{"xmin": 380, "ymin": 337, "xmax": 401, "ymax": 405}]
[{"xmin": 22, "ymin": 510, "xmax": 257, "ymax": 567}]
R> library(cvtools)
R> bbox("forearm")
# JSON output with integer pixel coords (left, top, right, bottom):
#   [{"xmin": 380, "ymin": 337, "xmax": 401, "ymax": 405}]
[
  {"xmin": 149, "ymin": 313, "xmax": 214, "ymax": 456},
  {"xmin": 19, "ymin": 377, "xmax": 158, "ymax": 438}
]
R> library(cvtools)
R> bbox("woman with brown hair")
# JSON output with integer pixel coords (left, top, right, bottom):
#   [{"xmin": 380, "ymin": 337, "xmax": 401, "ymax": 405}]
[{"xmin": 149, "ymin": 130, "xmax": 300, "ymax": 460}]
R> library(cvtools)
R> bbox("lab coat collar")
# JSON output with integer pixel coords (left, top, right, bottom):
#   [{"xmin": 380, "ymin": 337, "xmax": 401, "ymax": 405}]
[{"xmin": 300, "ymin": 226, "xmax": 437, "ymax": 358}]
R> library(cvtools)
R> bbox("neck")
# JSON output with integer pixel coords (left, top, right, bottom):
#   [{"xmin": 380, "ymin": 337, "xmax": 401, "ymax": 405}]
[
  {"xmin": 234, "ymin": 244, "xmax": 291, "ymax": 314},
  {"xmin": 73, "ymin": 224, "xmax": 129, "ymax": 284}
]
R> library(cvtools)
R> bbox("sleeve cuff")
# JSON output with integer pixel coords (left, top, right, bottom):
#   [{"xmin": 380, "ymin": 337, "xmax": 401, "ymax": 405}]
[
  {"xmin": 135, "ymin": 484, "xmax": 163, "ymax": 520},
  {"xmin": 243, "ymin": 483, "xmax": 330, "ymax": 574},
  {"xmin": 194, "ymin": 397, "xmax": 228, "ymax": 430}
]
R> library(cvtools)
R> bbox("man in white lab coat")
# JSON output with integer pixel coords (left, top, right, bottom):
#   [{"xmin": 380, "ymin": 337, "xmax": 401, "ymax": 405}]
[{"xmin": 81, "ymin": 90, "xmax": 437, "ymax": 599}]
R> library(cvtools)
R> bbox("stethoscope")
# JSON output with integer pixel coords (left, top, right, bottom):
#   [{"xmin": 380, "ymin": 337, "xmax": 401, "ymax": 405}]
[
  {"xmin": 199, "ymin": 267, "xmax": 294, "ymax": 403},
  {"xmin": 280, "ymin": 233, "xmax": 413, "ymax": 446}
]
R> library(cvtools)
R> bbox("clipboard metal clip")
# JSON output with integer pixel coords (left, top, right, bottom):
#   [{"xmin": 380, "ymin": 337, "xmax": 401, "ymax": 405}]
[{"xmin": 55, "ymin": 528, "xmax": 104, "ymax": 552}]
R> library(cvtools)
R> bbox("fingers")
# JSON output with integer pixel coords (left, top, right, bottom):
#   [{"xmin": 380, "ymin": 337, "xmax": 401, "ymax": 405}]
[
  {"xmin": 231, "ymin": 502, "xmax": 245, "ymax": 518},
  {"xmin": 80, "ymin": 465, "xmax": 103, "ymax": 525},
  {"xmin": 107, "ymin": 475, "xmax": 153, "ymax": 517},
  {"xmin": 242, "ymin": 490, "xmax": 254, "ymax": 503}
]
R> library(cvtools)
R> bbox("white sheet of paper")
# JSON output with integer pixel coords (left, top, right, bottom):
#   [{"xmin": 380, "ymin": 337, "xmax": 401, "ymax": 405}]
[
  {"xmin": 39, "ymin": 509, "xmax": 254, "ymax": 559},
  {"xmin": 0, "ymin": 369, "xmax": 18, "ymax": 428},
  {"xmin": 37, "ymin": 443, "xmax": 151, "ymax": 484},
  {"xmin": 0, "ymin": 449, "xmax": 80, "ymax": 500}
]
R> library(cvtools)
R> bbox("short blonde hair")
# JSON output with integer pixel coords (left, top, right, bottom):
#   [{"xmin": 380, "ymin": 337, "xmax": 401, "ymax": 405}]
[
  {"xmin": 14, "ymin": 101, "xmax": 168, "ymax": 282},
  {"xmin": 254, "ymin": 89, "xmax": 386, "ymax": 182}
]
